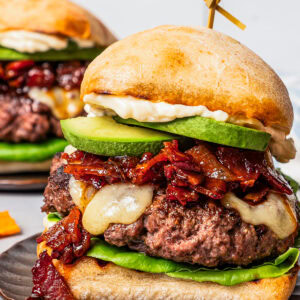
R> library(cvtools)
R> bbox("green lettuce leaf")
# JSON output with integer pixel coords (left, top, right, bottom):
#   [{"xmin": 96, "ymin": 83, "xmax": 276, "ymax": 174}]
[
  {"xmin": 0, "ymin": 138, "xmax": 68, "ymax": 162},
  {"xmin": 87, "ymin": 238, "xmax": 299, "ymax": 286},
  {"xmin": 0, "ymin": 40, "xmax": 104, "ymax": 61},
  {"xmin": 277, "ymin": 170, "xmax": 300, "ymax": 247},
  {"xmin": 278, "ymin": 169, "xmax": 300, "ymax": 195},
  {"xmin": 47, "ymin": 212, "xmax": 63, "ymax": 222}
]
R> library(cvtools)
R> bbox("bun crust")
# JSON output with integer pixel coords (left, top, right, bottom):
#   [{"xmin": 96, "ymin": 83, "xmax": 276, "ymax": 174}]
[
  {"xmin": 81, "ymin": 25, "xmax": 293, "ymax": 131},
  {"xmin": 0, "ymin": 0, "xmax": 116, "ymax": 46},
  {"xmin": 37, "ymin": 244, "xmax": 298, "ymax": 300}
]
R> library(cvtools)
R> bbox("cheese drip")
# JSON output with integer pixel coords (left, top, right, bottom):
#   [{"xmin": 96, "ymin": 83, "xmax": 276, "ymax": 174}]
[
  {"xmin": 29, "ymin": 87, "xmax": 83, "ymax": 120},
  {"xmin": 82, "ymin": 183, "xmax": 154, "ymax": 235},
  {"xmin": 221, "ymin": 192, "xmax": 297, "ymax": 239}
]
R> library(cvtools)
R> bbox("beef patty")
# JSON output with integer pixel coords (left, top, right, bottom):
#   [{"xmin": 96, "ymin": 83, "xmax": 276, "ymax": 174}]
[
  {"xmin": 43, "ymin": 154, "xmax": 297, "ymax": 267},
  {"xmin": 0, "ymin": 92, "xmax": 62, "ymax": 142},
  {"xmin": 42, "ymin": 153, "xmax": 74, "ymax": 215},
  {"xmin": 105, "ymin": 192, "xmax": 296, "ymax": 267}
]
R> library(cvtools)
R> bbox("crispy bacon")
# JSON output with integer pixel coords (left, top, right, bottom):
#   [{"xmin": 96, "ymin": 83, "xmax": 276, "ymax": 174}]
[
  {"xmin": 63, "ymin": 140, "xmax": 293, "ymax": 206},
  {"xmin": 37, "ymin": 207, "xmax": 90, "ymax": 264},
  {"xmin": 187, "ymin": 142, "xmax": 238, "ymax": 181},
  {"xmin": 28, "ymin": 251, "xmax": 74, "ymax": 300},
  {"xmin": 216, "ymin": 146, "xmax": 292, "ymax": 194}
]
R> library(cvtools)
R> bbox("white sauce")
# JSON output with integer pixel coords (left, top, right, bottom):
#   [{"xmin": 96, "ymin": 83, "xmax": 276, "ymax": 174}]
[
  {"xmin": 82, "ymin": 183, "xmax": 154, "ymax": 235},
  {"xmin": 64, "ymin": 145, "xmax": 78, "ymax": 155},
  {"xmin": 43, "ymin": 215, "xmax": 57, "ymax": 230},
  {"xmin": 84, "ymin": 94, "xmax": 296, "ymax": 162},
  {"xmin": 0, "ymin": 30, "xmax": 95, "ymax": 53},
  {"xmin": 83, "ymin": 93, "xmax": 229, "ymax": 123},
  {"xmin": 29, "ymin": 87, "xmax": 82, "ymax": 120},
  {"xmin": 221, "ymin": 192, "xmax": 297, "ymax": 239}
]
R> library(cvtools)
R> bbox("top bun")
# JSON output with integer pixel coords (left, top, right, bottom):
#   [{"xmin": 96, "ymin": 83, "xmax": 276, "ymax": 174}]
[
  {"xmin": 0, "ymin": 0, "xmax": 116, "ymax": 46},
  {"xmin": 81, "ymin": 25, "xmax": 293, "ymax": 132}
]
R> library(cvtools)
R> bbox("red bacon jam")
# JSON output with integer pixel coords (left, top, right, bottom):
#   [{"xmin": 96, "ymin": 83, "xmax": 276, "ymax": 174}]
[
  {"xmin": 28, "ymin": 251, "xmax": 74, "ymax": 300},
  {"xmin": 62, "ymin": 140, "xmax": 292, "ymax": 206},
  {"xmin": 37, "ymin": 207, "xmax": 91, "ymax": 264}
]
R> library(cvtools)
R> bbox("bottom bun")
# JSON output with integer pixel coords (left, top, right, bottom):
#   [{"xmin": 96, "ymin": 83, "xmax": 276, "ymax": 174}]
[
  {"xmin": 0, "ymin": 160, "xmax": 51, "ymax": 174},
  {"xmin": 37, "ymin": 244, "xmax": 298, "ymax": 300}
]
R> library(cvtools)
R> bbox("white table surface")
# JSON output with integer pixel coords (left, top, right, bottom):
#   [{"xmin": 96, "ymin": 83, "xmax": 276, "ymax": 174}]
[{"xmin": 0, "ymin": 192, "xmax": 44, "ymax": 254}]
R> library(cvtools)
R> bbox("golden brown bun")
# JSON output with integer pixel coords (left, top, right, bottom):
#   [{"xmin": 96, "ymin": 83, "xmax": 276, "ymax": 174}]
[
  {"xmin": 81, "ymin": 25, "xmax": 293, "ymax": 132},
  {"xmin": 0, "ymin": 0, "xmax": 116, "ymax": 46},
  {"xmin": 37, "ymin": 243, "xmax": 298, "ymax": 300},
  {"xmin": 0, "ymin": 159, "xmax": 51, "ymax": 174}
]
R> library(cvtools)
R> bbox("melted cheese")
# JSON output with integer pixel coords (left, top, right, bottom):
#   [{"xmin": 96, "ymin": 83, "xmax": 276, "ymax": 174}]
[
  {"xmin": 82, "ymin": 183, "xmax": 154, "ymax": 235},
  {"xmin": 29, "ymin": 87, "xmax": 83, "ymax": 120},
  {"xmin": 69, "ymin": 176, "xmax": 96, "ymax": 212},
  {"xmin": 0, "ymin": 30, "xmax": 95, "ymax": 53},
  {"xmin": 84, "ymin": 94, "xmax": 229, "ymax": 122},
  {"xmin": 221, "ymin": 192, "xmax": 297, "ymax": 239},
  {"xmin": 43, "ymin": 215, "xmax": 56, "ymax": 230}
]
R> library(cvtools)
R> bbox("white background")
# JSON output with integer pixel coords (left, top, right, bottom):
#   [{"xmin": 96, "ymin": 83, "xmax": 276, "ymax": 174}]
[{"xmin": 73, "ymin": 0, "xmax": 300, "ymax": 73}]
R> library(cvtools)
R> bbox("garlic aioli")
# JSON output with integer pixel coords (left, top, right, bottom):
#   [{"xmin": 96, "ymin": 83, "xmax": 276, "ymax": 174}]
[
  {"xmin": 84, "ymin": 93, "xmax": 229, "ymax": 122},
  {"xmin": 0, "ymin": 30, "xmax": 95, "ymax": 53},
  {"xmin": 84, "ymin": 94, "xmax": 296, "ymax": 162}
]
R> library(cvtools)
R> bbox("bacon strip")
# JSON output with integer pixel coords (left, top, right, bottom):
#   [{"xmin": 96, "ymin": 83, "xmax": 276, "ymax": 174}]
[
  {"xmin": 37, "ymin": 207, "xmax": 90, "ymax": 264},
  {"xmin": 28, "ymin": 251, "xmax": 74, "ymax": 300}
]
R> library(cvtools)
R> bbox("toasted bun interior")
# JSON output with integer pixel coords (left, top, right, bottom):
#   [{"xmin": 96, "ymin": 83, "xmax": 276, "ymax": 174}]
[
  {"xmin": 81, "ymin": 25, "xmax": 293, "ymax": 132},
  {"xmin": 37, "ymin": 243, "xmax": 298, "ymax": 300},
  {"xmin": 0, "ymin": 159, "xmax": 51, "ymax": 174},
  {"xmin": 0, "ymin": 0, "xmax": 117, "ymax": 46}
]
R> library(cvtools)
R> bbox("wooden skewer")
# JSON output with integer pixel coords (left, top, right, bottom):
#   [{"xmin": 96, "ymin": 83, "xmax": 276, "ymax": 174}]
[
  {"xmin": 206, "ymin": 0, "xmax": 218, "ymax": 29},
  {"xmin": 216, "ymin": 5, "xmax": 246, "ymax": 30},
  {"xmin": 204, "ymin": 0, "xmax": 246, "ymax": 30},
  {"xmin": 207, "ymin": 8, "xmax": 216, "ymax": 28}
]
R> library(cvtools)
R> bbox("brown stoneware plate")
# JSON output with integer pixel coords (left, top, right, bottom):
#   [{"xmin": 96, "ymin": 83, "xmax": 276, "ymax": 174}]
[
  {"xmin": 0, "ymin": 234, "xmax": 39, "ymax": 300},
  {"xmin": 0, "ymin": 173, "xmax": 48, "ymax": 191},
  {"xmin": 0, "ymin": 234, "xmax": 299, "ymax": 300}
]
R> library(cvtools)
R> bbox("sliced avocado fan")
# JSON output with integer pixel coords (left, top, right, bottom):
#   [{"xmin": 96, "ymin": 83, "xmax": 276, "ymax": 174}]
[
  {"xmin": 0, "ymin": 138, "xmax": 68, "ymax": 162},
  {"xmin": 61, "ymin": 116, "xmax": 179, "ymax": 156},
  {"xmin": 115, "ymin": 116, "xmax": 271, "ymax": 152},
  {"xmin": 0, "ymin": 41, "xmax": 104, "ymax": 61}
]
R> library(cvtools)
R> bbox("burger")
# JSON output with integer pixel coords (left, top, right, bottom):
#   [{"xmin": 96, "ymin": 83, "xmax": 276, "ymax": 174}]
[
  {"xmin": 0, "ymin": 0, "xmax": 116, "ymax": 174},
  {"xmin": 30, "ymin": 26, "xmax": 299, "ymax": 299}
]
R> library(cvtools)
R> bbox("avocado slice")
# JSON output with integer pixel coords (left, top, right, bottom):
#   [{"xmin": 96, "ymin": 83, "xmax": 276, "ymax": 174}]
[
  {"xmin": 0, "ymin": 41, "xmax": 104, "ymax": 61},
  {"xmin": 0, "ymin": 138, "xmax": 68, "ymax": 162},
  {"xmin": 115, "ymin": 116, "xmax": 271, "ymax": 151},
  {"xmin": 61, "ymin": 116, "xmax": 178, "ymax": 156}
]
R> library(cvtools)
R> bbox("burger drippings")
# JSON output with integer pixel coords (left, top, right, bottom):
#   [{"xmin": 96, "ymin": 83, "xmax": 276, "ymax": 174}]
[
  {"xmin": 63, "ymin": 140, "xmax": 292, "ymax": 206},
  {"xmin": 37, "ymin": 207, "xmax": 91, "ymax": 264},
  {"xmin": 28, "ymin": 251, "xmax": 74, "ymax": 300}
]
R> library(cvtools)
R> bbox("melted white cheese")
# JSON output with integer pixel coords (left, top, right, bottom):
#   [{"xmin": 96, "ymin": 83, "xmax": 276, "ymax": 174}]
[
  {"xmin": 221, "ymin": 192, "xmax": 297, "ymax": 239},
  {"xmin": 83, "ymin": 93, "xmax": 229, "ymax": 122},
  {"xmin": 43, "ymin": 215, "xmax": 56, "ymax": 230},
  {"xmin": 0, "ymin": 30, "xmax": 95, "ymax": 53},
  {"xmin": 29, "ymin": 87, "xmax": 82, "ymax": 120},
  {"xmin": 82, "ymin": 183, "xmax": 154, "ymax": 235},
  {"xmin": 64, "ymin": 145, "xmax": 78, "ymax": 155},
  {"xmin": 69, "ymin": 176, "xmax": 96, "ymax": 212}
]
